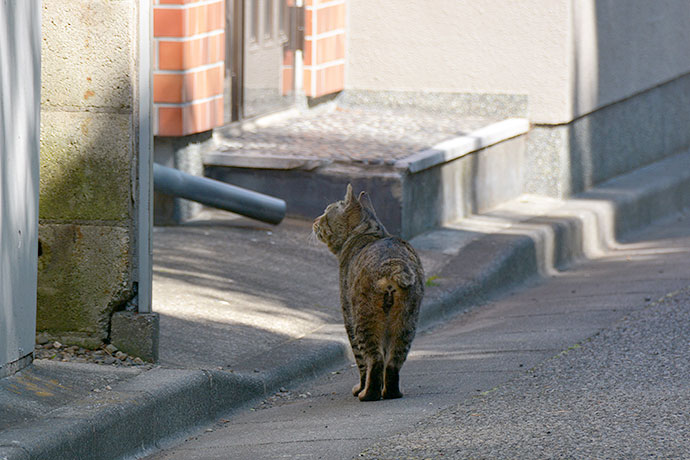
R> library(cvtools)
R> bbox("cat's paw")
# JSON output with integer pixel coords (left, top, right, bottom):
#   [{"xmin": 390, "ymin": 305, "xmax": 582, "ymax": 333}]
[
  {"xmin": 352, "ymin": 383, "xmax": 362, "ymax": 396},
  {"xmin": 382, "ymin": 388, "xmax": 403, "ymax": 399},
  {"xmin": 358, "ymin": 387, "xmax": 382, "ymax": 401}
]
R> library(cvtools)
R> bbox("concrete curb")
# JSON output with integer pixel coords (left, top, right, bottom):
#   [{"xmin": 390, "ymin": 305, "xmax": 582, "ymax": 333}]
[
  {"xmin": 0, "ymin": 343, "xmax": 351, "ymax": 460},
  {"xmin": 418, "ymin": 150, "xmax": 690, "ymax": 328},
  {"xmin": 3, "ymin": 151, "xmax": 689, "ymax": 460}
]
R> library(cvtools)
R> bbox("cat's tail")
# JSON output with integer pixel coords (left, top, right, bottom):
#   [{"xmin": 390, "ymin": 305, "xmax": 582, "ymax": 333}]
[
  {"xmin": 375, "ymin": 260, "xmax": 415, "ymax": 314},
  {"xmin": 382, "ymin": 259, "xmax": 415, "ymax": 289}
]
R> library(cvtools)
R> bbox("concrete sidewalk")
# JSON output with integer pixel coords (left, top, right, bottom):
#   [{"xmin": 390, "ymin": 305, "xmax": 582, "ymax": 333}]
[{"xmin": 1, "ymin": 150, "xmax": 689, "ymax": 460}]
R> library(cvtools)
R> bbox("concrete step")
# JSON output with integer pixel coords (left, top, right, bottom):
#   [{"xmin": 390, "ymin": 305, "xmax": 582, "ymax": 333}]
[
  {"xmin": 412, "ymin": 149, "xmax": 690, "ymax": 326},
  {"xmin": 202, "ymin": 104, "xmax": 529, "ymax": 238}
]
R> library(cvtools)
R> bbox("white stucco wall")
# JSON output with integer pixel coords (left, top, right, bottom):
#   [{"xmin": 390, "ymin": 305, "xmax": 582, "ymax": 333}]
[
  {"xmin": 571, "ymin": 0, "xmax": 690, "ymax": 119},
  {"xmin": 347, "ymin": 0, "xmax": 690, "ymax": 124}
]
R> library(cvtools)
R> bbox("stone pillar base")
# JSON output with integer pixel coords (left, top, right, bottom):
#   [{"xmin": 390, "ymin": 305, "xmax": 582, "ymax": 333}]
[{"xmin": 110, "ymin": 312, "xmax": 160, "ymax": 362}]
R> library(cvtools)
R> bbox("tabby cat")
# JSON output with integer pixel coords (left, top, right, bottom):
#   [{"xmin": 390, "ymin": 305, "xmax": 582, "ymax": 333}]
[{"xmin": 313, "ymin": 184, "xmax": 424, "ymax": 401}]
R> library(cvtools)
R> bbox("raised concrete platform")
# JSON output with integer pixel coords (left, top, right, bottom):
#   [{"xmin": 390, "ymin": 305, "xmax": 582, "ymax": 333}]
[{"xmin": 204, "ymin": 104, "xmax": 529, "ymax": 238}]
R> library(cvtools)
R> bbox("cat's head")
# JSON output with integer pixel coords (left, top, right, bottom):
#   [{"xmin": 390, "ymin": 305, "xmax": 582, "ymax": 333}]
[{"xmin": 313, "ymin": 184, "xmax": 387, "ymax": 254}]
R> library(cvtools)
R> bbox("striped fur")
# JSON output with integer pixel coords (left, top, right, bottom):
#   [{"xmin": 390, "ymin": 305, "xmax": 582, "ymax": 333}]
[{"xmin": 313, "ymin": 184, "xmax": 425, "ymax": 401}]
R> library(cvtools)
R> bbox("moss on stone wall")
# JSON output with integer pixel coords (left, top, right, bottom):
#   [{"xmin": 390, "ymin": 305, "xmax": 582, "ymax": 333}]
[
  {"xmin": 36, "ymin": 224, "xmax": 133, "ymax": 348},
  {"xmin": 39, "ymin": 113, "xmax": 132, "ymax": 221},
  {"xmin": 38, "ymin": 0, "xmax": 138, "ymax": 348}
]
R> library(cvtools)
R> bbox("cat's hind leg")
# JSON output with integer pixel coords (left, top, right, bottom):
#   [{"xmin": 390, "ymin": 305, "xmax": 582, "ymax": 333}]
[
  {"xmin": 382, "ymin": 334, "xmax": 413, "ymax": 399},
  {"xmin": 352, "ymin": 297, "xmax": 385, "ymax": 401},
  {"xmin": 342, "ymin": 308, "xmax": 367, "ymax": 396},
  {"xmin": 358, "ymin": 356, "xmax": 384, "ymax": 401},
  {"xmin": 382, "ymin": 364, "xmax": 403, "ymax": 399}
]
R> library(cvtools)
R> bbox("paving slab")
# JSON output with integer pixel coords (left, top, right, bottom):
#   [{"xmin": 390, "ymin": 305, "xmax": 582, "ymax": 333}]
[
  {"xmin": 212, "ymin": 105, "xmax": 500, "ymax": 166},
  {"xmin": 0, "ymin": 361, "xmax": 144, "ymax": 432},
  {"xmin": 152, "ymin": 216, "xmax": 342, "ymax": 370}
]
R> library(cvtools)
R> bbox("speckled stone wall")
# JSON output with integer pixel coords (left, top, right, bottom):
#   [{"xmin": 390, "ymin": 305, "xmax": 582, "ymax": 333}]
[
  {"xmin": 338, "ymin": 90, "xmax": 528, "ymax": 120},
  {"xmin": 526, "ymin": 73, "xmax": 690, "ymax": 198},
  {"xmin": 38, "ymin": 1, "xmax": 140, "ymax": 347}
]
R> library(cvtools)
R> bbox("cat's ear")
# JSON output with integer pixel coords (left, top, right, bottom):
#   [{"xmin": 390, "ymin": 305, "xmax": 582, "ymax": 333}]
[
  {"xmin": 344, "ymin": 183, "xmax": 354, "ymax": 204},
  {"xmin": 358, "ymin": 191, "xmax": 387, "ymax": 232},
  {"xmin": 358, "ymin": 191, "xmax": 376, "ymax": 214}
]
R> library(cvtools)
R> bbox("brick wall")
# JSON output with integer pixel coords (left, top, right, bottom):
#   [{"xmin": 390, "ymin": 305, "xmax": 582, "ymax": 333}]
[
  {"xmin": 303, "ymin": 0, "xmax": 345, "ymax": 98},
  {"xmin": 153, "ymin": 0, "xmax": 225, "ymax": 136},
  {"xmin": 281, "ymin": 50, "xmax": 294, "ymax": 96}
]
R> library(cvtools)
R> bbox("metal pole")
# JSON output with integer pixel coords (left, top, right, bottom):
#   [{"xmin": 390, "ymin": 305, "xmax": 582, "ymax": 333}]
[
  {"xmin": 137, "ymin": 0, "xmax": 153, "ymax": 313},
  {"xmin": 153, "ymin": 164, "xmax": 286, "ymax": 225}
]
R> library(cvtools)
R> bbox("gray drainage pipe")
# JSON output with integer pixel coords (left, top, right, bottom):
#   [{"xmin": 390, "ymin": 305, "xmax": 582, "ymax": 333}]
[{"xmin": 153, "ymin": 163, "xmax": 286, "ymax": 225}]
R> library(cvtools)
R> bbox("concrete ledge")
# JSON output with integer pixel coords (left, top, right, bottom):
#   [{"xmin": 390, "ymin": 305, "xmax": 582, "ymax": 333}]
[
  {"xmin": 416, "ymin": 149, "xmax": 690, "ymax": 327},
  {"xmin": 0, "ymin": 345, "xmax": 348, "ymax": 460},
  {"xmin": 0, "ymin": 368, "xmax": 260, "ymax": 460},
  {"xmin": 395, "ymin": 118, "xmax": 530, "ymax": 173},
  {"xmin": 578, "ymin": 150, "xmax": 690, "ymax": 238},
  {"xmin": 205, "ymin": 165, "xmax": 407, "ymax": 234},
  {"xmin": 203, "ymin": 153, "xmax": 328, "ymax": 171},
  {"xmin": 402, "ymin": 133, "xmax": 527, "ymax": 237},
  {"xmin": 526, "ymin": 72, "xmax": 690, "ymax": 198},
  {"xmin": 338, "ymin": 90, "xmax": 529, "ymax": 119},
  {"xmin": 206, "ymin": 118, "xmax": 529, "ymax": 239}
]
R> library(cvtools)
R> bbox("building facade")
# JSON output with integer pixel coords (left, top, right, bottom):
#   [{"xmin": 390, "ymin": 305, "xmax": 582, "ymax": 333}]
[{"xmin": 154, "ymin": 0, "xmax": 690, "ymax": 201}]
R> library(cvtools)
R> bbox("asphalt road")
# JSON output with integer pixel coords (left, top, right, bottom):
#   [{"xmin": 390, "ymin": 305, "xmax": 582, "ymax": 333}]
[
  {"xmin": 360, "ymin": 286, "xmax": 690, "ymax": 459},
  {"xmin": 145, "ymin": 211, "xmax": 690, "ymax": 460}
]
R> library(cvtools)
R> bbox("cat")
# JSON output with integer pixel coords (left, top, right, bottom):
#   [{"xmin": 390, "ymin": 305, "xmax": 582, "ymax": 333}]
[{"xmin": 313, "ymin": 184, "xmax": 424, "ymax": 401}]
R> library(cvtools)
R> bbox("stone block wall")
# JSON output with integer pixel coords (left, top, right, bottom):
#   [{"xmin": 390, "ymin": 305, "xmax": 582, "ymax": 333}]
[{"xmin": 38, "ymin": 0, "xmax": 142, "ymax": 348}]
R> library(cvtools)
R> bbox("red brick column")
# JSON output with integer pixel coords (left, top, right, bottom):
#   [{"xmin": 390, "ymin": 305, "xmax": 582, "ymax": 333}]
[
  {"xmin": 303, "ymin": 0, "xmax": 345, "ymax": 98},
  {"xmin": 153, "ymin": 0, "xmax": 225, "ymax": 136}
]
